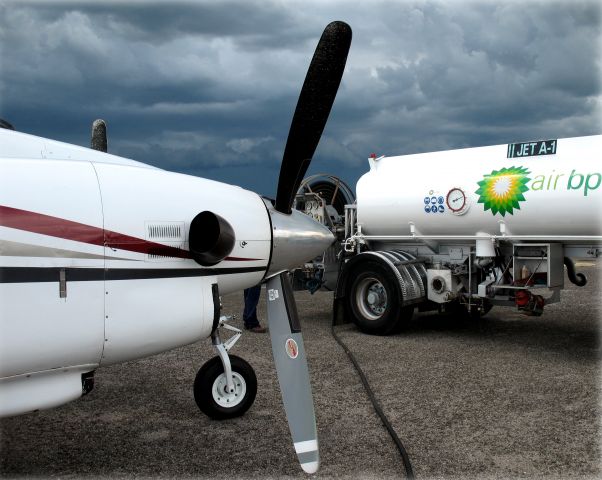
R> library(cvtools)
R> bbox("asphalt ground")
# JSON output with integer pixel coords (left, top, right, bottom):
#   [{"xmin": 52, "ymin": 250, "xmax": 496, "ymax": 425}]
[{"xmin": 1, "ymin": 264, "xmax": 600, "ymax": 479}]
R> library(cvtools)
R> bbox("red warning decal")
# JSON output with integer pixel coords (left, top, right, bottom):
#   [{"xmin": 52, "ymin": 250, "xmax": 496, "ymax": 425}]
[{"xmin": 285, "ymin": 338, "xmax": 299, "ymax": 359}]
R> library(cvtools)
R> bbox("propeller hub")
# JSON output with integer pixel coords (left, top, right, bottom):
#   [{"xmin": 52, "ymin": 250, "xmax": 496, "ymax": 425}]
[{"xmin": 264, "ymin": 201, "xmax": 335, "ymax": 278}]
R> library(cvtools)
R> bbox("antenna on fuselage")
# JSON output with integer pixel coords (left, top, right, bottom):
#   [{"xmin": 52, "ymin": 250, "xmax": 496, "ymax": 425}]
[{"xmin": 91, "ymin": 119, "xmax": 107, "ymax": 152}]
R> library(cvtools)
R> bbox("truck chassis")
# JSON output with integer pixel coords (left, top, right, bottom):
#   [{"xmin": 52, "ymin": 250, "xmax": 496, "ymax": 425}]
[{"xmin": 293, "ymin": 177, "xmax": 597, "ymax": 335}]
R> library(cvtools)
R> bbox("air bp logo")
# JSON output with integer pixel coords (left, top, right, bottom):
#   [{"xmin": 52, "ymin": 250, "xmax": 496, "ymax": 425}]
[
  {"xmin": 476, "ymin": 166, "xmax": 531, "ymax": 216},
  {"xmin": 285, "ymin": 338, "xmax": 299, "ymax": 359}
]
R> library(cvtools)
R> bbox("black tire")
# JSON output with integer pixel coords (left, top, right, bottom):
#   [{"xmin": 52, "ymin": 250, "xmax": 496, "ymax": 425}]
[
  {"xmin": 193, "ymin": 355, "xmax": 257, "ymax": 420},
  {"xmin": 345, "ymin": 260, "xmax": 413, "ymax": 335}
]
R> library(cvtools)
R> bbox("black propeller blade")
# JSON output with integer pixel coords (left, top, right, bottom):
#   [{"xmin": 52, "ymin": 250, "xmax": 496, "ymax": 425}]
[
  {"xmin": 274, "ymin": 21, "xmax": 352, "ymax": 214},
  {"xmin": 91, "ymin": 119, "xmax": 107, "ymax": 153},
  {"xmin": 0, "ymin": 119, "xmax": 15, "ymax": 130}
]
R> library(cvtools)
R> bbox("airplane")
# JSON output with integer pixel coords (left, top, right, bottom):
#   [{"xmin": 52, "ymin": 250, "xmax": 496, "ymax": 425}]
[{"xmin": 0, "ymin": 21, "xmax": 353, "ymax": 474}]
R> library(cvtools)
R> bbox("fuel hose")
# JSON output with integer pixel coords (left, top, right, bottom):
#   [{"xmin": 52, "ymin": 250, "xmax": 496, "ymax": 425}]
[{"xmin": 330, "ymin": 323, "xmax": 415, "ymax": 478}]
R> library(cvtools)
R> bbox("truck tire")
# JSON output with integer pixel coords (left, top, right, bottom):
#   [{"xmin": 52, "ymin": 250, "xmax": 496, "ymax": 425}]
[{"xmin": 345, "ymin": 260, "xmax": 413, "ymax": 335}]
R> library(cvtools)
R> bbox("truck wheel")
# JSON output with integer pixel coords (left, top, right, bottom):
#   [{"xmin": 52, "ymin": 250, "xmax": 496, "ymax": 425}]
[
  {"xmin": 193, "ymin": 355, "xmax": 257, "ymax": 420},
  {"xmin": 345, "ymin": 261, "xmax": 413, "ymax": 335}
]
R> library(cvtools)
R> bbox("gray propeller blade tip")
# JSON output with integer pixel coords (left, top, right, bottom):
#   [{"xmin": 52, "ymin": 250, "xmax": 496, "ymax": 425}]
[{"xmin": 295, "ymin": 438, "xmax": 319, "ymax": 473}]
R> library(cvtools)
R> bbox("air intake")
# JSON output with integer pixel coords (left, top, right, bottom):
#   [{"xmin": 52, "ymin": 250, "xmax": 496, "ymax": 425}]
[{"xmin": 189, "ymin": 211, "xmax": 235, "ymax": 266}]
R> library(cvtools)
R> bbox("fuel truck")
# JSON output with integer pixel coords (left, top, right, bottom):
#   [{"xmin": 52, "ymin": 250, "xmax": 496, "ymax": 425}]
[{"xmin": 293, "ymin": 135, "xmax": 601, "ymax": 334}]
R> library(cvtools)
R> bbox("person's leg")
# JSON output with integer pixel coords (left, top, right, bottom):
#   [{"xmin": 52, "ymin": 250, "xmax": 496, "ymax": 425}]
[{"xmin": 242, "ymin": 285, "xmax": 261, "ymax": 329}]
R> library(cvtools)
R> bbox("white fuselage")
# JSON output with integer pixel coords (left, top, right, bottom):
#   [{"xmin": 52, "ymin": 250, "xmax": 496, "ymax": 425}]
[{"xmin": 0, "ymin": 129, "xmax": 272, "ymax": 415}]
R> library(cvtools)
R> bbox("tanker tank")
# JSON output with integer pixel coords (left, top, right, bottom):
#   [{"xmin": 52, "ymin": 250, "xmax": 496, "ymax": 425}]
[{"xmin": 356, "ymin": 135, "xmax": 602, "ymax": 243}]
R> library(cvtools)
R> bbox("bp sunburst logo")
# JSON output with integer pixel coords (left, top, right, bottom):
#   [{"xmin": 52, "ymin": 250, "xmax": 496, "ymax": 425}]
[{"xmin": 475, "ymin": 166, "xmax": 531, "ymax": 216}]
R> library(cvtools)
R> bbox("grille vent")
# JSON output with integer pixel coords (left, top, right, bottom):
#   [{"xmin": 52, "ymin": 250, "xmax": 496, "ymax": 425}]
[
  {"xmin": 145, "ymin": 221, "xmax": 186, "ymax": 262},
  {"xmin": 147, "ymin": 223, "xmax": 184, "ymax": 240},
  {"xmin": 147, "ymin": 242, "xmax": 186, "ymax": 261}
]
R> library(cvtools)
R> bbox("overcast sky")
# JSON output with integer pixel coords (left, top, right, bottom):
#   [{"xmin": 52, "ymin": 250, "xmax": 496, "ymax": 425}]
[{"xmin": 1, "ymin": 0, "xmax": 600, "ymax": 196}]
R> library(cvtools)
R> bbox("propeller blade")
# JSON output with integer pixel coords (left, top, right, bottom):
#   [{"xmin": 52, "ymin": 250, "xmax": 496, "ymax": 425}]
[
  {"xmin": 91, "ymin": 119, "xmax": 107, "ymax": 152},
  {"xmin": 0, "ymin": 118, "xmax": 15, "ymax": 130},
  {"xmin": 274, "ymin": 21, "xmax": 352, "ymax": 214},
  {"xmin": 266, "ymin": 272, "xmax": 319, "ymax": 474}
]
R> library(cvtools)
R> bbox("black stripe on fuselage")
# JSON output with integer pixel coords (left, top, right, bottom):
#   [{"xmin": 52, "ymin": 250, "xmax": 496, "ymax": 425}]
[{"xmin": 0, "ymin": 266, "xmax": 265, "ymax": 283}]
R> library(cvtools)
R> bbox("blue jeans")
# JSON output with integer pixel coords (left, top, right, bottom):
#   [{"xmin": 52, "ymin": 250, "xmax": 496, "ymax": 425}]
[{"xmin": 243, "ymin": 285, "xmax": 261, "ymax": 328}]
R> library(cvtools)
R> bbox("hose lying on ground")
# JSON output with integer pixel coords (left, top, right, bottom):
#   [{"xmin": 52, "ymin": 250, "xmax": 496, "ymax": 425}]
[{"xmin": 330, "ymin": 322, "xmax": 415, "ymax": 479}]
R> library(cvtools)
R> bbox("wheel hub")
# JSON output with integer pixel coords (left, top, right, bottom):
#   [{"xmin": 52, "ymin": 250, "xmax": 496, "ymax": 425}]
[
  {"xmin": 212, "ymin": 371, "xmax": 246, "ymax": 408},
  {"xmin": 355, "ymin": 277, "xmax": 388, "ymax": 320}
]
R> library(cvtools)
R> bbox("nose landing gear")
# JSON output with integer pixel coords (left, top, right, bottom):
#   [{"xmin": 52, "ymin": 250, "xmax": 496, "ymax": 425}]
[{"xmin": 194, "ymin": 316, "xmax": 257, "ymax": 420}]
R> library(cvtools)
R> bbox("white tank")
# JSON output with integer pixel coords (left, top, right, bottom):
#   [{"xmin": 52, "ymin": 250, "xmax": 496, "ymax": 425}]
[{"xmin": 356, "ymin": 135, "xmax": 602, "ymax": 241}]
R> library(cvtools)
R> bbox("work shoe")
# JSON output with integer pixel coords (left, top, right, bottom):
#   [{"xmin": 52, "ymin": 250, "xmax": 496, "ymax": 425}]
[{"xmin": 246, "ymin": 325, "xmax": 267, "ymax": 333}]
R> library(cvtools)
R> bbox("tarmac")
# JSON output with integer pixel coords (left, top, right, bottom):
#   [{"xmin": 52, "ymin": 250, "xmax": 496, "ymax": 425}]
[{"xmin": 0, "ymin": 264, "xmax": 600, "ymax": 479}]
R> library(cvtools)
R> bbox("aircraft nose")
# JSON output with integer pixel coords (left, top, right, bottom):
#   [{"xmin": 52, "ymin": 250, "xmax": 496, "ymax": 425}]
[{"xmin": 265, "ymin": 207, "xmax": 335, "ymax": 278}]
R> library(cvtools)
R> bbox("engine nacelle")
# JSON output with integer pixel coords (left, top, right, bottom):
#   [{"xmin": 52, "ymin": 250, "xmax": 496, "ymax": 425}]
[{"xmin": 189, "ymin": 211, "xmax": 235, "ymax": 266}]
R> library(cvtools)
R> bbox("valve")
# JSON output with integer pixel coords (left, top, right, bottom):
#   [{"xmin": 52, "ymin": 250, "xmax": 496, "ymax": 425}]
[{"xmin": 515, "ymin": 290, "xmax": 544, "ymax": 316}]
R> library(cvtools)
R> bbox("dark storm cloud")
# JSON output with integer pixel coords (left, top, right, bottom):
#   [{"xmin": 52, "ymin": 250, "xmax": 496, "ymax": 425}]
[
  {"xmin": 331, "ymin": 1, "xmax": 601, "ymax": 158},
  {"xmin": 1, "ymin": 0, "xmax": 600, "ymax": 195},
  {"xmin": 11, "ymin": 0, "xmax": 303, "ymax": 41}
]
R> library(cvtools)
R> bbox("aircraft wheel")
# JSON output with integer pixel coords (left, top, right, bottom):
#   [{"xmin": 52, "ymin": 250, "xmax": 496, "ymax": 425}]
[
  {"xmin": 345, "ymin": 261, "xmax": 413, "ymax": 335},
  {"xmin": 194, "ymin": 355, "xmax": 257, "ymax": 420}
]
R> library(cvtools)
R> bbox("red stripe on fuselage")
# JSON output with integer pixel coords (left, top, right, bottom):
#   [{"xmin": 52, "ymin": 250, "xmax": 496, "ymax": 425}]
[
  {"xmin": 0, "ymin": 205, "xmax": 261, "ymax": 261},
  {"xmin": 0, "ymin": 205, "xmax": 104, "ymax": 246}
]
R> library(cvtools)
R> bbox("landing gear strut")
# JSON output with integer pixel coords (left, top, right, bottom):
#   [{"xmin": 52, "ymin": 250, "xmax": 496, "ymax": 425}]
[{"xmin": 194, "ymin": 316, "xmax": 257, "ymax": 420}]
